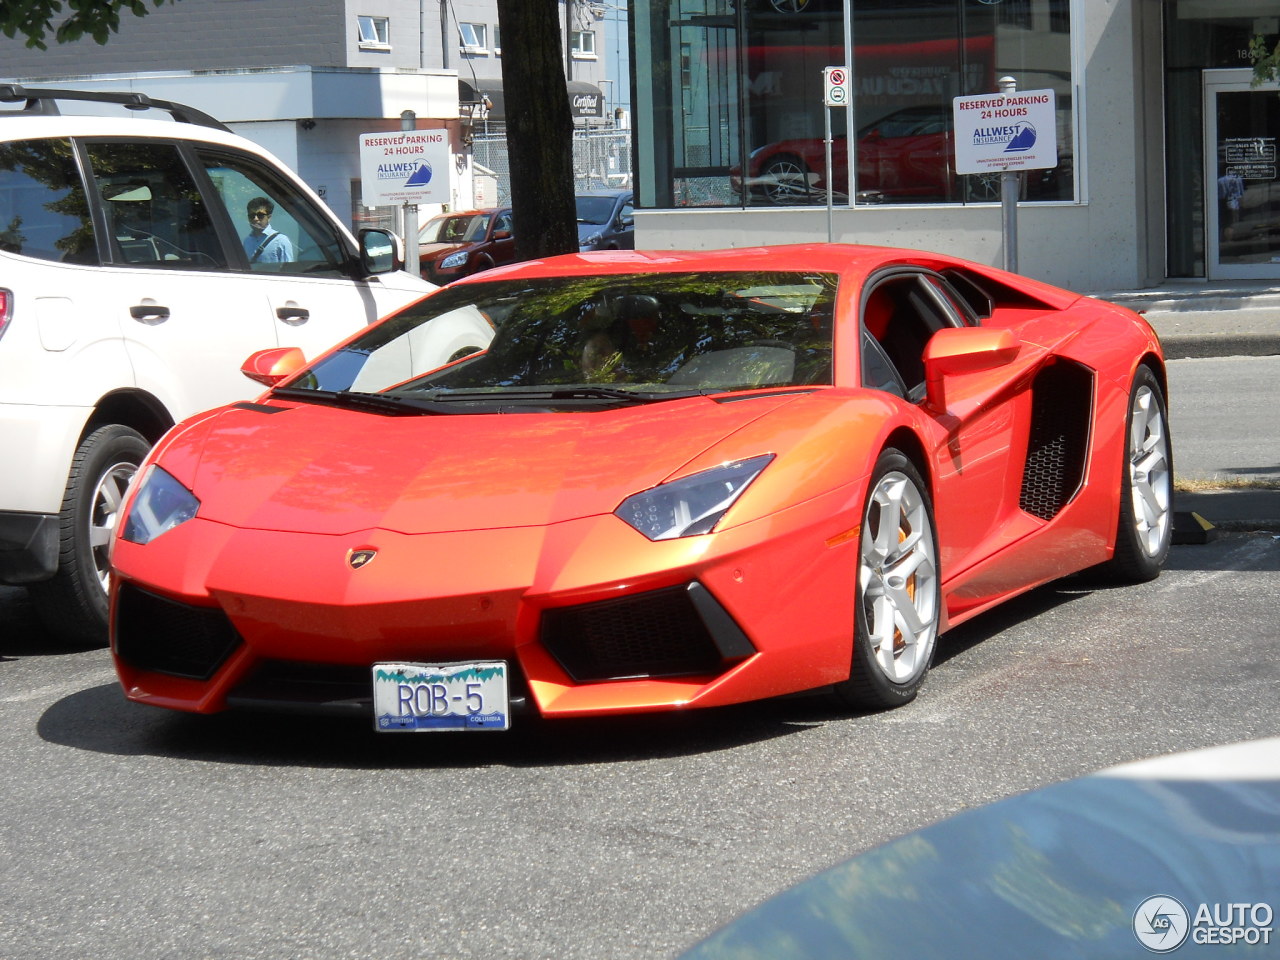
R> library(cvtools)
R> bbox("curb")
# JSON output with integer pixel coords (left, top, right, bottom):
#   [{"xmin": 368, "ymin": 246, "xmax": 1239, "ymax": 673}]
[{"xmin": 1157, "ymin": 333, "xmax": 1280, "ymax": 360}]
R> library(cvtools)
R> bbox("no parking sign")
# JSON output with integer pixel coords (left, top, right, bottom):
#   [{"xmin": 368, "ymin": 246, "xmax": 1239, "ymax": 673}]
[{"xmin": 823, "ymin": 66, "xmax": 848, "ymax": 107}]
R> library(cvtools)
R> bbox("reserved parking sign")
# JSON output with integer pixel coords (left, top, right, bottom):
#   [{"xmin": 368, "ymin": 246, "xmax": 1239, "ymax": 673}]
[{"xmin": 952, "ymin": 89, "xmax": 1057, "ymax": 174}]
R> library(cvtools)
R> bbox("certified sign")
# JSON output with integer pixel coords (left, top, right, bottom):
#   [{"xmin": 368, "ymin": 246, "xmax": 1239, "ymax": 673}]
[
  {"xmin": 952, "ymin": 88, "xmax": 1057, "ymax": 174},
  {"xmin": 358, "ymin": 129, "xmax": 451, "ymax": 205}
]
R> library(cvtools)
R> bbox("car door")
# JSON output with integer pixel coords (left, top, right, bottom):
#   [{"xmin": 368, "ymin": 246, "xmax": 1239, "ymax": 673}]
[
  {"xmin": 192, "ymin": 147, "xmax": 429, "ymax": 362},
  {"xmin": 80, "ymin": 138, "xmax": 279, "ymax": 418},
  {"xmin": 859, "ymin": 270, "xmax": 1032, "ymax": 587}
]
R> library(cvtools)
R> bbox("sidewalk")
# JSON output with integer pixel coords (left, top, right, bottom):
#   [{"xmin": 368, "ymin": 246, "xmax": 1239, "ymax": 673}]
[
  {"xmin": 1089, "ymin": 279, "xmax": 1280, "ymax": 360},
  {"xmin": 1088, "ymin": 280, "xmax": 1280, "ymax": 533}
]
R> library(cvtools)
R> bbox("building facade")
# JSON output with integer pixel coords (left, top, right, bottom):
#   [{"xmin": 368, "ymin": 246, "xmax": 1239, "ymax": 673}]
[
  {"xmin": 630, "ymin": 0, "xmax": 1280, "ymax": 290},
  {"xmin": 0, "ymin": 0, "xmax": 615, "ymax": 225}
]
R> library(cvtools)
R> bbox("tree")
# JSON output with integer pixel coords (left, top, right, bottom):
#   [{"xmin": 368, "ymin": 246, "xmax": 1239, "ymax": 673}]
[
  {"xmin": 1250, "ymin": 34, "xmax": 1280, "ymax": 87},
  {"xmin": 495, "ymin": 0, "xmax": 580, "ymax": 263},
  {"xmin": 0, "ymin": 0, "xmax": 178, "ymax": 49}
]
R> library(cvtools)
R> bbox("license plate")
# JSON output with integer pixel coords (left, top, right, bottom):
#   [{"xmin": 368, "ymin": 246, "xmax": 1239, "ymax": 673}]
[{"xmin": 372, "ymin": 661, "xmax": 510, "ymax": 732}]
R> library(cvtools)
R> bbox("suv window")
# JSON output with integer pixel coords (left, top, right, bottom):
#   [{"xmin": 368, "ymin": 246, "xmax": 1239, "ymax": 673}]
[
  {"xmin": 83, "ymin": 140, "xmax": 226, "ymax": 270},
  {"xmin": 196, "ymin": 148, "xmax": 351, "ymax": 278},
  {"xmin": 0, "ymin": 138, "xmax": 98, "ymax": 264}
]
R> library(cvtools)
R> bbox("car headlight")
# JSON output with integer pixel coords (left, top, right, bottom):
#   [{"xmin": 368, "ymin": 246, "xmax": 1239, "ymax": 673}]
[
  {"xmin": 121, "ymin": 465, "xmax": 200, "ymax": 545},
  {"xmin": 439, "ymin": 251, "xmax": 469, "ymax": 269},
  {"xmin": 615, "ymin": 455, "xmax": 775, "ymax": 541},
  {"xmin": 582, "ymin": 231, "xmax": 603, "ymax": 248}
]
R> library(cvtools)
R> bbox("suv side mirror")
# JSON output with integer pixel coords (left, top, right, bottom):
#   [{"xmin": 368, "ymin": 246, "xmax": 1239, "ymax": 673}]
[{"xmin": 359, "ymin": 228, "xmax": 401, "ymax": 276}]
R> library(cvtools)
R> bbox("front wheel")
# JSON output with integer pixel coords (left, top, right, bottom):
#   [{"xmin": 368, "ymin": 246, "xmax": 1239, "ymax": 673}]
[
  {"xmin": 834, "ymin": 450, "xmax": 941, "ymax": 710},
  {"xmin": 1097, "ymin": 365, "xmax": 1173, "ymax": 583},
  {"xmin": 29, "ymin": 424, "xmax": 151, "ymax": 644}
]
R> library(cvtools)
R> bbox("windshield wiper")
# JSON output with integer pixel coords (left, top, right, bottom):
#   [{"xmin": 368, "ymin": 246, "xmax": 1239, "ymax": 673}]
[
  {"xmin": 401, "ymin": 386, "xmax": 706, "ymax": 405},
  {"xmin": 270, "ymin": 387, "xmax": 467, "ymax": 415}
]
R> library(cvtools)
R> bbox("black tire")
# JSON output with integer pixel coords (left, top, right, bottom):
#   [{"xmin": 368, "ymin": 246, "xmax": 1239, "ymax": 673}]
[
  {"xmin": 834, "ymin": 450, "xmax": 941, "ymax": 710},
  {"xmin": 29, "ymin": 425, "xmax": 151, "ymax": 645},
  {"xmin": 1097, "ymin": 365, "xmax": 1173, "ymax": 583}
]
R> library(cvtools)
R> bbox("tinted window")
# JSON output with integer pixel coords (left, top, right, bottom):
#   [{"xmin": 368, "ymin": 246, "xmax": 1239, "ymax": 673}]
[
  {"xmin": 196, "ymin": 148, "xmax": 351, "ymax": 278},
  {"xmin": 84, "ymin": 140, "xmax": 226, "ymax": 270},
  {"xmin": 0, "ymin": 138, "xmax": 98, "ymax": 264}
]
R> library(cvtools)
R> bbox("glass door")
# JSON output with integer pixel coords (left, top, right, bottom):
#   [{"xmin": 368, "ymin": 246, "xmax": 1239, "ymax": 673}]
[{"xmin": 1204, "ymin": 70, "xmax": 1280, "ymax": 279}]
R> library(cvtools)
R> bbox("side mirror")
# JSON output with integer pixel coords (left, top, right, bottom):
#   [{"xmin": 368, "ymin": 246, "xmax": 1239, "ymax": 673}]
[
  {"xmin": 242, "ymin": 346, "xmax": 306, "ymax": 387},
  {"xmin": 923, "ymin": 327, "xmax": 1019, "ymax": 411},
  {"xmin": 358, "ymin": 228, "xmax": 400, "ymax": 276},
  {"xmin": 491, "ymin": 228, "xmax": 512, "ymax": 240}
]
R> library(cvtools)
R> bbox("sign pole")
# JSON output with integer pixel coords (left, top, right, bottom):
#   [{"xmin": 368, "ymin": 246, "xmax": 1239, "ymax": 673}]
[
  {"xmin": 400, "ymin": 111, "xmax": 421, "ymax": 278},
  {"xmin": 822, "ymin": 66, "xmax": 849, "ymax": 244},
  {"xmin": 997, "ymin": 77, "xmax": 1019, "ymax": 273},
  {"xmin": 825, "ymin": 105, "xmax": 834, "ymax": 242}
]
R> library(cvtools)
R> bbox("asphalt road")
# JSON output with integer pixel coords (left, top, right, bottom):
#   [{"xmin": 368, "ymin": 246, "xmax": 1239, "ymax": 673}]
[
  {"xmin": 1167, "ymin": 354, "xmax": 1280, "ymax": 484},
  {"xmin": 2, "ymin": 530, "xmax": 1278, "ymax": 960}
]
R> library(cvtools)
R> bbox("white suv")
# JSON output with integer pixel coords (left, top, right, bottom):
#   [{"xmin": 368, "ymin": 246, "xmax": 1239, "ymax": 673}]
[{"xmin": 0, "ymin": 86, "xmax": 486, "ymax": 643}]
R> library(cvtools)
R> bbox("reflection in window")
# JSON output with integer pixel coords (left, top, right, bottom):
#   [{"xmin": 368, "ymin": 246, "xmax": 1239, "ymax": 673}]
[
  {"xmin": 0, "ymin": 139, "xmax": 97, "ymax": 264},
  {"xmin": 635, "ymin": 0, "xmax": 1073, "ymax": 210}
]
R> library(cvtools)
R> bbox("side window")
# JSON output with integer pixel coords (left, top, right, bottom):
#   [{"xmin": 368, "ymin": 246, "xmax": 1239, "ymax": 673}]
[
  {"xmin": 0, "ymin": 138, "xmax": 98, "ymax": 264},
  {"xmin": 83, "ymin": 140, "xmax": 226, "ymax": 270},
  {"xmin": 195, "ymin": 149, "xmax": 351, "ymax": 279},
  {"xmin": 860, "ymin": 274, "xmax": 957, "ymax": 401}
]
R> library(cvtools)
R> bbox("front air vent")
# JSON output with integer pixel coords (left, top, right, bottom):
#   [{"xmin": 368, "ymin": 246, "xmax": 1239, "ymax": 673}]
[{"xmin": 113, "ymin": 583, "xmax": 242, "ymax": 680}]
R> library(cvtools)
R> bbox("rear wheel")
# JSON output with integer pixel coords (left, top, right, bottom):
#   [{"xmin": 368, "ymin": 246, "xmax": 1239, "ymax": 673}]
[
  {"xmin": 1098, "ymin": 365, "xmax": 1172, "ymax": 583},
  {"xmin": 760, "ymin": 155, "xmax": 815, "ymax": 204},
  {"xmin": 835, "ymin": 450, "xmax": 941, "ymax": 710},
  {"xmin": 29, "ymin": 425, "xmax": 150, "ymax": 645}
]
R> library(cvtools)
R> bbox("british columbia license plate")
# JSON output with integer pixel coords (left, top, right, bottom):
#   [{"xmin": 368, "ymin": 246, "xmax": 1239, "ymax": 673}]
[{"xmin": 372, "ymin": 661, "xmax": 510, "ymax": 732}]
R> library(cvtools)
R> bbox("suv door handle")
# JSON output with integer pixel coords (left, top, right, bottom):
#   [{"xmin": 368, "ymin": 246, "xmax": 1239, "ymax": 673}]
[
  {"xmin": 129, "ymin": 303, "xmax": 171, "ymax": 323},
  {"xmin": 276, "ymin": 305, "xmax": 310, "ymax": 324}
]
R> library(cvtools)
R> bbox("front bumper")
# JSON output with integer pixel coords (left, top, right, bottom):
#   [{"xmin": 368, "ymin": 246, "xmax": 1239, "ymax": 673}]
[{"xmin": 110, "ymin": 492, "xmax": 861, "ymax": 720}]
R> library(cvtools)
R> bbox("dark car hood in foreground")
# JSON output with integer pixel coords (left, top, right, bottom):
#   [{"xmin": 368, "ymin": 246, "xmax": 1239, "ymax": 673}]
[
  {"xmin": 172, "ymin": 392, "xmax": 801, "ymax": 536},
  {"xmin": 678, "ymin": 738, "xmax": 1280, "ymax": 959}
]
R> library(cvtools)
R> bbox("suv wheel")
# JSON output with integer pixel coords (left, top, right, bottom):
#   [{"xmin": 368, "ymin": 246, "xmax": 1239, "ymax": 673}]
[{"xmin": 29, "ymin": 425, "xmax": 151, "ymax": 645}]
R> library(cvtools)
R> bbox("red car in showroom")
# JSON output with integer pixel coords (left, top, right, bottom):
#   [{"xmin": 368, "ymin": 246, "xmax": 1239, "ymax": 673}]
[
  {"xmin": 733, "ymin": 106, "xmax": 1065, "ymax": 204},
  {"xmin": 109, "ymin": 244, "xmax": 1171, "ymax": 731}
]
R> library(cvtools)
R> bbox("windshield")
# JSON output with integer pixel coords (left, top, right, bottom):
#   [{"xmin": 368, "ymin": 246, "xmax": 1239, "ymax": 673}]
[
  {"xmin": 421, "ymin": 213, "xmax": 489, "ymax": 244},
  {"xmin": 576, "ymin": 196, "xmax": 618, "ymax": 224},
  {"xmin": 286, "ymin": 271, "xmax": 837, "ymax": 408}
]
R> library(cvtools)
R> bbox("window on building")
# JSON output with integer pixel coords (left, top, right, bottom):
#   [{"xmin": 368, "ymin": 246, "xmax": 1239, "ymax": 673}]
[
  {"xmin": 460, "ymin": 22, "xmax": 489, "ymax": 54},
  {"xmin": 357, "ymin": 15, "xmax": 390, "ymax": 49},
  {"xmin": 493, "ymin": 25, "xmax": 502, "ymax": 56},
  {"xmin": 633, "ymin": 0, "xmax": 1075, "ymax": 210},
  {"xmin": 572, "ymin": 30, "xmax": 597, "ymax": 58}
]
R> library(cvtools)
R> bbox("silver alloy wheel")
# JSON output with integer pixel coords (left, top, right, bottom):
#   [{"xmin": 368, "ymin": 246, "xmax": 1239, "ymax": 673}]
[
  {"xmin": 761, "ymin": 158, "xmax": 813, "ymax": 203},
  {"xmin": 859, "ymin": 471, "xmax": 939, "ymax": 683},
  {"xmin": 1127, "ymin": 383, "xmax": 1172, "ymax": 557},
  {"xmin": 89, "ymin": 460, "xmax": 138, "ymax": 592}
]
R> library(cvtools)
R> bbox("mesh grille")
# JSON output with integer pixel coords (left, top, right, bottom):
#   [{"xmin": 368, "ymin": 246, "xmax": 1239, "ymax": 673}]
[
  {"xmin": 1020, "ymin": 362, "xmax": 1093, "ymax": 520},
  {"xmin": 113, "ymin": 583, "xmax": 241, "ymax": 680},
  {"xmin": 541, "ymin": 584, "xmax": 724, "ymax": 682}
]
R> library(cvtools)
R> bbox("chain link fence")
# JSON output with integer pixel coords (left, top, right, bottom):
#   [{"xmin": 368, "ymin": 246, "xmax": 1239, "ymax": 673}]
[{"xmin": 472, "ymin": 128, "xmax": 632, "ymax": 205}]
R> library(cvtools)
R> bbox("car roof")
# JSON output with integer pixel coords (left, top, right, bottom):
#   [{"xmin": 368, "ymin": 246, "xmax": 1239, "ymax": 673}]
[
  {"xmin": 454, "ymin": 243, "xmax": 1082, "ymax": 308},
  {"xmin": 576, "ymin": 189, "xmax": 632, "ymax": 198},
  {"xmin": 0, "ymin": 111, "xmax": 275, "ymax": 155}
]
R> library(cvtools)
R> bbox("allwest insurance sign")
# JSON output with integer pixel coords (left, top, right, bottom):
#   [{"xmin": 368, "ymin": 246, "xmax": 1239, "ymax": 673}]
[{"xmin": 952, "ymin": 89, "xmax": 1058, "ymax": 174}]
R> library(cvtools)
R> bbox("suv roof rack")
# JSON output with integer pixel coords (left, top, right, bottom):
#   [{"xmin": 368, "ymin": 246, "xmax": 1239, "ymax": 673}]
[{"xmin": 0, "ymin": 84, "xmax": 232, "ymax": 133}]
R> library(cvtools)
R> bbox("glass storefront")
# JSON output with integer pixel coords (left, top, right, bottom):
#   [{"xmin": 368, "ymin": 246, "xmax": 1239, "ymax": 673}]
[
  {"xmin": 1165, "ymin": 2, "xmax": 1280, "ymax": 278},
  {"xmin": 634, "ymin": 0, "xmax": 1074, "ymax": 210}
]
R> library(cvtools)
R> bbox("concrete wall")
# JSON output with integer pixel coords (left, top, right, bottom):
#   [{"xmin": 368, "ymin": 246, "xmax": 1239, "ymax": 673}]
[{"xmin": 0, "ymin": 0, "xmax": 347, "ymax": 73}]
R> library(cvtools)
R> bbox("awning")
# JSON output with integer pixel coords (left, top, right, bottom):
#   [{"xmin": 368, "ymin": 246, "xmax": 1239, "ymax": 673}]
[{"xmin": 459, "ymin": 78, "xmax": 604, "ymax": 121}]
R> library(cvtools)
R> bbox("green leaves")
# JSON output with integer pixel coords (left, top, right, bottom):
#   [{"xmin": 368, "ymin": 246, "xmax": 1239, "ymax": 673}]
[
  {"xmin": 1, "ymin": 0, "xmax": 179, "ymax": 50},
  {"xmin": 1249, "ymin": 33, "xmax": 1280, "ymax": 89}
]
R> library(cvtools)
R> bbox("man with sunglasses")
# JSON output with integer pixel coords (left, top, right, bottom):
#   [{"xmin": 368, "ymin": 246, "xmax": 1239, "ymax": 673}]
[{"xmin": 243, "ymin": 197, "xmax": 295, "ymax": 264}]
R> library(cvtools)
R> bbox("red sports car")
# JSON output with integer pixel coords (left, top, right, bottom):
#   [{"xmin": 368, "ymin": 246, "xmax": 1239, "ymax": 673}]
[{"xmin": 109, "ymin": 245, "xmax": 1172, "ymax": 731}]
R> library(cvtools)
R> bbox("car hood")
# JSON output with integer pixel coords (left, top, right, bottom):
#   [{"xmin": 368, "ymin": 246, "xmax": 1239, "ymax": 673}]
[{"xmin": 170, "ymin": 394, "xmax": 800, "ymax": 536}]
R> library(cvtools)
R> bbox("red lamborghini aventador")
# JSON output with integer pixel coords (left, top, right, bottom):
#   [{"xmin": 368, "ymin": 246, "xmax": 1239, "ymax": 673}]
[{"xmin": 108, "ymin": 245, "xmax": 1172, "ymax": 731}]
